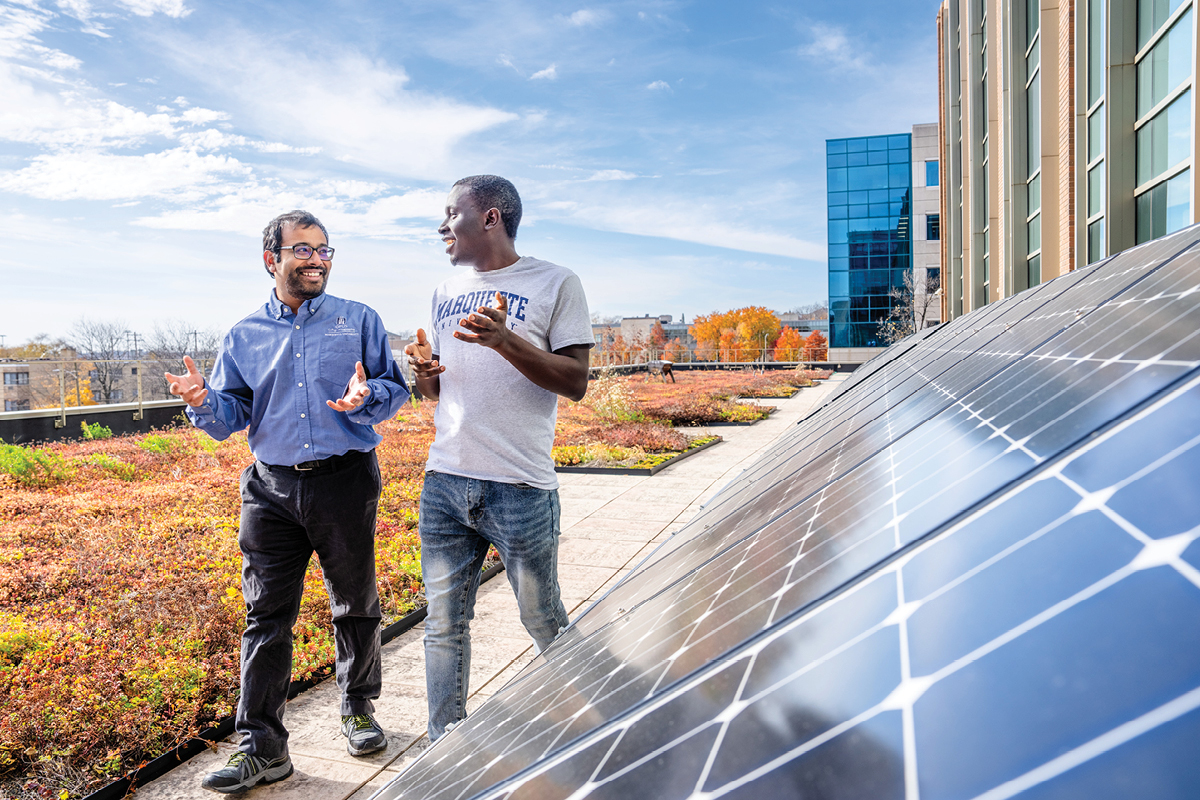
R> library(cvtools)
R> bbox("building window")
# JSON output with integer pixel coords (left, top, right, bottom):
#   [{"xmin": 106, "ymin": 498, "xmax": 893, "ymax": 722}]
[
  {"xmin": 1086, "ymin": 0, "xmax": 1106, "ymax": 264},
  {"xmin": 1136, "ymin": 168, "xmax": 1191, "ymax": 241},
  {"xmin": 1134, "ymin": 0, "xmax": 1194, "ymax": 244},
  {"xmin": 926, "ymin": 160, "xmax": 940, "ymax": 187},
  {"xmin": 1025, "ymin": 0, "xmax": 1042, "ymax": 288},
  {"xmin": 3, "ymin": 372, "xmax": 29, "ymax": 386},
  {"xmin": 4, "ymin": 400, "xmax": 31, "ymax": 412},
  {"xmin": 927, "ymin": 214, "xmax": 941, "ymax": 240},
  {"xmin": 131, "ymin": 367, "xmax": 138, "ymax": 376}
]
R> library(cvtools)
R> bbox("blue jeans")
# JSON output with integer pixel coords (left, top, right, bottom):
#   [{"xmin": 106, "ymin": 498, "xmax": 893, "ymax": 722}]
[{"xmin": 419, "ymin": 471, "xmax": 569, "ymax": 741}]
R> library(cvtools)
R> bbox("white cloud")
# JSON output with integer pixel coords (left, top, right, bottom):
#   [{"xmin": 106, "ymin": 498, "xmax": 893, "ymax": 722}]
[
  {"xmin": 0, "ymin": 148, "xmax": 251, "ymax": 201},
  {"xmin": 115, "ymin": 0, "xmax": 191, "ymax": 18},
  {"xmin": 166, "ymin": 46, "xmax": 518, "ymax": 179},
  {"xmin": 173, "ymin": 95, "xmax": 189, "ymax": 106},
  {"xmin": 0, "ymin": 62, "xmax": 178, "ymax": 147},
  {"xmin": 797, "ymin": 22, "xmax": 869, "ymax": 71},
  {"xmin": 328, "ymin": 180, "xmax": 388, "ymax": 198},
  {"xmin": 180, "ymin": 106, "xmax": 229, "ymax": 124},
  {"xmin": 586, "ymin": 169, "xmax": 637, "ymax": 181},
  {"xmin": 178, "ymin": 127, "xmax": 238, "ymax": 150},
  {"xmin": 252, "ymin": 141, "xmax": 320, "ymax": 154},
  {"xmin": 647, "ymin": 80, "xmax": 670, "ymax": 91},
  {"xmin": 497, "ymin": 54, "xmax": 516, "ymax": 70},
  {"xmin": 50, "ymin": 0, "xmax": 111, "ymax": 36},
  {"xmin": 567, "ymin": 9, "xmax": 607, "ymax": 26},
  {"xmin": 530, "ymin": 64, "xmax": 557, "ymax": 80}
]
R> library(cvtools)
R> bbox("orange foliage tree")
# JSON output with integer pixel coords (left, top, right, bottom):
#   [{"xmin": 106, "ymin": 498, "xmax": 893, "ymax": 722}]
[
  {"xmin": 664, "ymin": 338, "xmax": 688, "ymax": 362},
  {"xmin": 649, "ymin": 321, "xmax": 667, "ymax": 355},
  {"xmin": 773, "ymin": 327, "xmax": 804, "ymax": 361},
  {"xmin": 689, "ymin": 307, "xmax": 782, "ymax": 362},
  {"xmin": 804, "ymin": 330, "xmax": 828, "ymax": 361}
]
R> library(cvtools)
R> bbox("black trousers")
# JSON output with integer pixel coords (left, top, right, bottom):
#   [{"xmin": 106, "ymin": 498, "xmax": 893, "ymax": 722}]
[{"xmin": 235, "ymin": 449, "xmax": 383, "ymax": 758}]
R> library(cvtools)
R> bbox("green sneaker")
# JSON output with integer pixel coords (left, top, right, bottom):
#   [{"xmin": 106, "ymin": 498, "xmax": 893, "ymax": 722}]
[
  {"xmin": 200, "ymin": 751, "xmax": 293, "ymax": 793},
  {"xmin": 341, "ymin": 713, "xmax": 387, "ymax": 756}
]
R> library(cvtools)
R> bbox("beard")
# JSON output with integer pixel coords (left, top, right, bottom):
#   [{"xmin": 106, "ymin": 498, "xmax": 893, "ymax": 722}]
[{"xmin": 285, "ymin": 269, "xmax": 327, "ymax": 300}]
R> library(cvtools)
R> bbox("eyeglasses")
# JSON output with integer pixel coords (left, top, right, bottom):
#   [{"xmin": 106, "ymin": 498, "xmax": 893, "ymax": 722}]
[{"xmin": 279, "ymin": 244, "xmax": 335, "ymax": 260}]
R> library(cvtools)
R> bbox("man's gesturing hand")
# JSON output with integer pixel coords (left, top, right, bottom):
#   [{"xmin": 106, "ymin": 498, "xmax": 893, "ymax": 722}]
[
  {"xmin": 404, "ymin": 328, "xmax": 444, "ymax": 379},
  {"xmin": 164, "ymin": 355, "xmax": 208, "ymax": 407},
  {"xmin": 327, "ymin": 361, "xmax": 372, "ymax": 412},
  {"xmin": 454, "ymin": 291, "xmax": 510, "ymax": 349}
]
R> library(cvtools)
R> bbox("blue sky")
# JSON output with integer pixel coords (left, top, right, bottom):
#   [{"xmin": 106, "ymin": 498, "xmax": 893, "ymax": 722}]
[{"xmin": 0, "ymin": 0, "xmax": 941, "ymax": 343}]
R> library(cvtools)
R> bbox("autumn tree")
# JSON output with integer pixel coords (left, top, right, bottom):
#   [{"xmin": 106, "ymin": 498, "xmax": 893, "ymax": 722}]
[
  {"xmin": 773, "ymin": 327, "xmax": 804, "ymax": 361},
  {"xmin": 689, "ymin": 307, "xmax": 781, "ymax": 362},
  {"xmin": 804, "ymin": 331, "xmax": 828, "ymax": 362},
  {"xmin": 664, "ymin": 338, "xmax": 688, "ymax": 363},
  {"xmin": 649, "ymin": 320, "xmax": 667, "ymax": 356}
]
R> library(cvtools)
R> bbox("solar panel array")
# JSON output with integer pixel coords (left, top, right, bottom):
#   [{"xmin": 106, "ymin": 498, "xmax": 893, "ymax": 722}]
[{"xmin": 374, "ymin": 227, "xmax": 1200, "ymax": 800}]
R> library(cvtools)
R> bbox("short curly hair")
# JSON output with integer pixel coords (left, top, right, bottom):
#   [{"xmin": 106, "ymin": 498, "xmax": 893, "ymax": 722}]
[
  {"xmin": 261, "ymin": 210, "xmax": 329, "ymax": 276},
  {"xmin": 453, "ymin": 175, "xmax": 522, "ymax": 239}
]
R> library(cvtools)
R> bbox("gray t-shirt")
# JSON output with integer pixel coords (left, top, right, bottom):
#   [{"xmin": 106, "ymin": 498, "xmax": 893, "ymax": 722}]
[{"xmin": 425, "ymin": 256, "xmax": 593, "ymax": 489}]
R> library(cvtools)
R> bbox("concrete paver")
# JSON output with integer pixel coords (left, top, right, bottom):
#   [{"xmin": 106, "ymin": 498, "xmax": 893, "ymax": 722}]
[{"xmin": 138, "ymin": 374, "xmax": 844, "ymax": 799}]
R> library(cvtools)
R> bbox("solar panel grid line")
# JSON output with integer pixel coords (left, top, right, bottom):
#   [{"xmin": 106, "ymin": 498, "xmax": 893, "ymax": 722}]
[
  {"xmin": 429, "ymin": 371, "xmax": 1200, "ymax": 800},
  {"xmin": 964, "ymin": 685, "xmax": 1200, "ymax": 800},
  {"xmin": 893, "ymin": 567, "xmax": 921, "ymax": 800}
]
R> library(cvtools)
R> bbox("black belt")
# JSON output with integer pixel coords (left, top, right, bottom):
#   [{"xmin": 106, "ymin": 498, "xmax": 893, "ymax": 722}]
[{"xmin": 260, "ymin": 449, "xmax": 369, "ymax": 472}]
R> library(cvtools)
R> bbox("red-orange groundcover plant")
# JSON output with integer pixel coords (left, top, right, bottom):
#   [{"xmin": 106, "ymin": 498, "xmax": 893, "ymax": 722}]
[{"xmin": 0, "ymin": 367, "xmax": 828, "ymax": 799}]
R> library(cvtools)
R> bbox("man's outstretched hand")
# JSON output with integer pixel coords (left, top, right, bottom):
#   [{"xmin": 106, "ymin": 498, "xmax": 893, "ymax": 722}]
[
  {"xmin": 164, "ymin": 355, "xmax": 208, "ymax": 407},
  {"xmin": 404, "ymin": 328, "xmax": 444, "ymax": 379},
  {"xmin": 328, "ymin": 361, "xmax": 371, "ymax": 412},
  {"xmin": 454, "ymin": 292, "xmax": 510, "ymax": 349}
]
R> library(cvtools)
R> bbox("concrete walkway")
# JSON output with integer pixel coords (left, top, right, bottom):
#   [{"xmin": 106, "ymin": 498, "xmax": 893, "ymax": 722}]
[{"xmin": 136, "ymin": 374, "xmax": 845, "ymax": 800}]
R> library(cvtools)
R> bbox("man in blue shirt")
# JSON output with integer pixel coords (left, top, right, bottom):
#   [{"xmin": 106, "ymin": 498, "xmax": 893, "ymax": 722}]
[{"xmin": 165, "ymin": 210, "xmax": 410, "ymax": 793}]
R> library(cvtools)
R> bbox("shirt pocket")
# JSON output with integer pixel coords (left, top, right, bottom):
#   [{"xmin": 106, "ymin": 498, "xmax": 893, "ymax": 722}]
[{"xmin": 317, "ymin": 336, "xmax": 362, "ymax": 392}]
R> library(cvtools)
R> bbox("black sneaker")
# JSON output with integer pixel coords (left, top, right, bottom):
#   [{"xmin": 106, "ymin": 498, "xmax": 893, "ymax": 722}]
[
  {"xmin": 341, "ymin": 713, "xmax": 387, "ymax": 756},
  {"xmin": 200, "ymin": 751, "xmax": 293, "ymax": 793}
]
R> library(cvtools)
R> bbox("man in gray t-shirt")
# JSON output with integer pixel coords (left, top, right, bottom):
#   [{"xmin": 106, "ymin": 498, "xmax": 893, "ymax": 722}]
[{"xmin": 405, "ymin": 175, "xmax": 593, "ymax": 742}]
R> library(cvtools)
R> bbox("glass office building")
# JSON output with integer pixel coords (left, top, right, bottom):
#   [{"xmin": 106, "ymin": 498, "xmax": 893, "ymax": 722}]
[{"xmin": 827, "ymin": 133, "xmax": 914, "ymax": 348}]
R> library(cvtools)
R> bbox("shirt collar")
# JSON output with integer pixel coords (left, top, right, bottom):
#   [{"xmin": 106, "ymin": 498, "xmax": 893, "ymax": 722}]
[{"xmin": 268, "ymin": 290, "xmax": 328, "ymax": 319}]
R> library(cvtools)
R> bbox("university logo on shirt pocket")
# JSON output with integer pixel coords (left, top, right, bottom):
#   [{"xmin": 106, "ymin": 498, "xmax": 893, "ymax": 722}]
[{"xmin": 326, "ymin": 317, "xmax": 358, "ymax": 337}]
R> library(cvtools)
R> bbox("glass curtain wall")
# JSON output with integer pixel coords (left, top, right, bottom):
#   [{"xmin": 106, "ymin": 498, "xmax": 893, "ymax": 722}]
[
  {"xmin": 827, "ymin": 134, "xmax": 914, "ymax": 347},
  {"xmin": 1134, "ymin": 0, "xmax": 1194, "ymax": 243},
  {"xmin": 1025, "ymin": 0, "xmax": 1043, "ymax": 286}
]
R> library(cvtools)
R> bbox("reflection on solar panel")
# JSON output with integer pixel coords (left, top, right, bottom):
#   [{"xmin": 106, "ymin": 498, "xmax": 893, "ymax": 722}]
[{"xmin": 374, "ymin": 227, "xmax": 1200, "ymax": 800}]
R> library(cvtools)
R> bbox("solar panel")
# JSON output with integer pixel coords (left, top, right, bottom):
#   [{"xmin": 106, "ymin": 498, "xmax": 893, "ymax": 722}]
[{"xmin": 373, "ymin": 226, "xmax": 1200, "ymax": 800}]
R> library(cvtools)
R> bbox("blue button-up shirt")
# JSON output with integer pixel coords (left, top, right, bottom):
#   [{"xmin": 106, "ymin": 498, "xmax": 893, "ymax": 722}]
[{"xmin": 187, "ymin": 291, "xmax": 410, "ymax": 466}]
